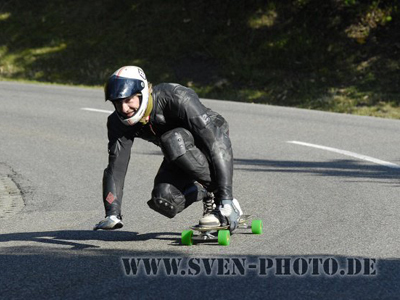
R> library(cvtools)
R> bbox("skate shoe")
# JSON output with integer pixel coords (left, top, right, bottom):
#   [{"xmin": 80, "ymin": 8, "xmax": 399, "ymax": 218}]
[
  {"xmin": 199, "ymin": 208, "xmax": 223, "ymax": 227},
  {"xmin": 93, "ymin": 215, "xmax": 123, "ymax": 231},
  {"xmin": 219, "ymin": 199, "xmax": 243, "ymax": 231},
  {"xmin": 198, "ymin": 193, "xmax": 220, "ymax": 227},
  {"xmin": 199, "ymin": 198, "xmax": 243, "ymax": 229}
]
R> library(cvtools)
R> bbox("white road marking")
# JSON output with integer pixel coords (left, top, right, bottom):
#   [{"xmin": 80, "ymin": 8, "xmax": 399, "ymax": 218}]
[
  {"xmin": 287, "ymin": 141, "xmax": 400, "ymax": 169},
  {"xmin": 81, "ymin": 108, "xmax": 113, "ymax": 114}
]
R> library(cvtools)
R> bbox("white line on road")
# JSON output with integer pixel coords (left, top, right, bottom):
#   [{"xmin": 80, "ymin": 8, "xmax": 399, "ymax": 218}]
[
  {"xmin": 81, "ymin": 108, "xmax": 113, "ymax": 114},
  {"xmin": 287, "ymin": 141, "xmax": 400, "ymax": 169}
]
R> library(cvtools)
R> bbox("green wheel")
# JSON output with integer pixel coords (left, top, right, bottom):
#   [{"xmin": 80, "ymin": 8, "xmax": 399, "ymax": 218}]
[
  {"xmin": 251, "ymin": 220, "xmax": 263, "ymax": 234},
  {"xmin": 218, "ymin": 230, "xmax": 231, "ymax": 246},
  {"xmin": 181, "ymin": 230, "xmax": 193, "ymax": 246}
]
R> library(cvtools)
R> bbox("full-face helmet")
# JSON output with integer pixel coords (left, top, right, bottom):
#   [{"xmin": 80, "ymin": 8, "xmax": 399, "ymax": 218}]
[{"xmin": 104, "ymin": 66, "xmax": 149, "ymax": 125}]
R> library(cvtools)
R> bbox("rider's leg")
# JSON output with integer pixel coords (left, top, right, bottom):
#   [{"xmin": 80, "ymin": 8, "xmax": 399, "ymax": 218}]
[{"xmin": 147, "ymin": 158, "xmax": 211, "ymax": 218}]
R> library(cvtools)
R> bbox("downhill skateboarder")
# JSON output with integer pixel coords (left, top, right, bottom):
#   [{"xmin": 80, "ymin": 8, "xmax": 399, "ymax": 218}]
[{"xmin": 94, "ymin": 66, "xmax": 243, "ymax": 231}]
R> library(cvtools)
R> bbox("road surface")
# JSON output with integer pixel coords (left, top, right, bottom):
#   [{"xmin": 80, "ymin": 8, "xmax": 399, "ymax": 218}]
[{"xmin": 1, "ymin": 81, "xmax": 399, "ymax": 299}]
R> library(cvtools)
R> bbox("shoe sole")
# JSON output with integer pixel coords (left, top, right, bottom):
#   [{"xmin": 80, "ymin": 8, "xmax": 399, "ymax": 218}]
[{"xmin": 93, "ymin": 222, "xmax": 123, "ymax": 231}]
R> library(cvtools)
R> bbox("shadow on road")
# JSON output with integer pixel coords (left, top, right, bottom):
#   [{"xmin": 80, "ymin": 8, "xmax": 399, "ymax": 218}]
[
  {"xmin": 234, "ymin": 158, "xmax": 400, "ymax": 183},
  {"xmin": 0, "ymin": 230, "xmax": 180, "ymax": 250},
  {"xmin": 0, "ymin": 236, "xmax": 399, "ymax": 299}
]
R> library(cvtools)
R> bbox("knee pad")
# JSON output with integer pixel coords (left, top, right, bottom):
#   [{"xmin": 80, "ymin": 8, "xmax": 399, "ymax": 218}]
[
  {"xmin": 160, "ymin": 128, "xmax": 194, "ymax": 161},
  {"xmin": 147, "ymin": 182, "xmax": 209, "ymax": 218},
  {"xmin": 147, "ymin": 183, "xmax": 186, "ymax": 218},
  {"xmin": 160, "ymin": 128, "xmax": 212, "ymax": 185}
]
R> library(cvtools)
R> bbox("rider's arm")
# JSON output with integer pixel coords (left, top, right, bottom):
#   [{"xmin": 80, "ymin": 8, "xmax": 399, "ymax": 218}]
[
  {"xmin": 172, "ymin": 85, "xmax": 233, "ymax": 202},
  {"xmin": 102, "ymin": 112, "xmax": 134, "ymax": 216}
]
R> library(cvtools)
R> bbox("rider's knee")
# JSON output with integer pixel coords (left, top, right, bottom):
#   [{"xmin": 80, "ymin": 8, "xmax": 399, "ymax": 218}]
[
  {"xmin": 160, "ymin": 128, "xmax": 194, "ymax": 162},
  {"xmin": 147, "ymin": 183, "xmax": 186, "ymax": 218}
]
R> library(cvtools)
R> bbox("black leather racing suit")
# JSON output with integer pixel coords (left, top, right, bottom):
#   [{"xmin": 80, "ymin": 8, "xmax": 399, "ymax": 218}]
[{"xmin": 102, "ymin": 83, "xmax": 233, "ymax": 218}]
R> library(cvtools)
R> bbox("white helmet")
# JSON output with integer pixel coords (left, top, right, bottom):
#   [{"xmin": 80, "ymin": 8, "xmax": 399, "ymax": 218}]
[{"xmin": 104, "ymin": 66, "xmax": 149, "ymax": 126}]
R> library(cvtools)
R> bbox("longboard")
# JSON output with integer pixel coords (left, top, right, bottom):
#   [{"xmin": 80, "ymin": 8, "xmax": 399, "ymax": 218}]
[{"xmin": 181, "ymin": 215, "xmax": 262, "ymax": 246}]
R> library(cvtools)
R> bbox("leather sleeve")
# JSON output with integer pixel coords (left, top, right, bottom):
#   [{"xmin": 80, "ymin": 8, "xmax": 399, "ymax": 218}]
[{"xmin": 102, "ymin": 112, "xmax": 134, "ymax": 215}]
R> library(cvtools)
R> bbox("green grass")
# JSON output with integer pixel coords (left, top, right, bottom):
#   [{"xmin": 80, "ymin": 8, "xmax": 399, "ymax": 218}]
[{"xmin": 1, "ymin": 0, "xmax": 399, "ymax": 119}]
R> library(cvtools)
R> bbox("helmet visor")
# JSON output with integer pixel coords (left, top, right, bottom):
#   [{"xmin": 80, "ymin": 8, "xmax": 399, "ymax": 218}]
[{"xmin": 105, "ymin": 76, "xmax": 145, "ymax": 101}]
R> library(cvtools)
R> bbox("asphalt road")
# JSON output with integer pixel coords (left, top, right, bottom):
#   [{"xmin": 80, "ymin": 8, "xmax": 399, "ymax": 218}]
[{"xmin": 1, "ymin": 81, "xmax": 399, "ymax": 299}]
